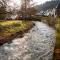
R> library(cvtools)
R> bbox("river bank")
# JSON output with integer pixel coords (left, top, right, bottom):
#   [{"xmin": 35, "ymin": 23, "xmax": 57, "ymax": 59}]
[
  {"xmin": 0, "ymin": 20, "xmax": 34, "ymax": 45},
  {"xmin": 0, "ymin": 21, "xmax": 55, "ymax": 60}
]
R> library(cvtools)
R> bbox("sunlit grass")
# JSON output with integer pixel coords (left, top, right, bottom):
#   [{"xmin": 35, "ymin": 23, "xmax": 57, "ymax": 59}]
[
  {"xmin": 0, "ymin": 21, "xmax": 22, "ymax": 26},
  {"xmin": 0, "ymin": 20, "xmax": 32, "ymax": 38}
]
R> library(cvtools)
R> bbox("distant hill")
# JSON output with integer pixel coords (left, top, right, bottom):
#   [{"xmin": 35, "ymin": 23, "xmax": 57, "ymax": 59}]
[{"xmin": 35, "ymin": 0, "xmax": 60, "ymax": 12}]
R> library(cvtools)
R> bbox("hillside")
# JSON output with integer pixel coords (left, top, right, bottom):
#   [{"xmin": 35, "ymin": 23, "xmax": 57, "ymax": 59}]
[{"xmin": 36, "ymin": 0, "xmax": 60, "ymax": 12}]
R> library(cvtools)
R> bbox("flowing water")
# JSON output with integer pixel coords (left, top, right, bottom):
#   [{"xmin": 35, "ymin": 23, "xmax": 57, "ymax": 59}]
[{"xmin": 0, "ymin": 21, "xmax": 56, "ymax": 60}]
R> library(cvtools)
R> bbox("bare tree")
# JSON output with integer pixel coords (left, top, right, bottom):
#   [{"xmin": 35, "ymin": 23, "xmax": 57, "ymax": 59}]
[
  {"xmin": 0, "ymin": 0, "xmax": 8, "ymax": 19},
  {"xmin": 20, "ymin": 0, "xmax": 33, "ymax": 18}
]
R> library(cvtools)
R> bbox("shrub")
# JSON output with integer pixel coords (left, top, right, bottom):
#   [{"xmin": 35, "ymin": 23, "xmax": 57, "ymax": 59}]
[{"xmin": 0, "ymin": 24, "xmax": 4, "ymax": 31}]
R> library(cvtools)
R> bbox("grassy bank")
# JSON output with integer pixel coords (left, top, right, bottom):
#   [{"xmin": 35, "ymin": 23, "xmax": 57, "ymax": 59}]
[
  {"xmin": 53, "ymin": 18, "xmax": 60, "ymax": 60},
  {"xmin": 55, "ymin": 18, "xmax": 60, "ymax": 48},
  {"xmin": 0, "ymin": 20, "xmax": 33, "ymax": 44},
  {"xmin": 41, "ymin": 16, "xmax": 60, "ymax": 49}
]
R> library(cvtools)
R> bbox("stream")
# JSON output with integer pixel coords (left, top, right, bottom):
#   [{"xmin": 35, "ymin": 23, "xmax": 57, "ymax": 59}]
[{"xmin": 0, "ymin": 21, "xmax": 56, "ymax": 60}]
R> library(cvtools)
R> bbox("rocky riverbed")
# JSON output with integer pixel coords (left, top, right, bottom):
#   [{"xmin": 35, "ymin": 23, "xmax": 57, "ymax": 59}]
[{"xmin": 0, "ymin": 21, "xmax": 56, "ymax": 60}]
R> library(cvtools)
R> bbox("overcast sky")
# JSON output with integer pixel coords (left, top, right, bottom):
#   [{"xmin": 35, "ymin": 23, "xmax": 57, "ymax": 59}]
[
  {"xmin": 8, "ymin": 0, "xmax": 51, "ymax": 7},
  {"xmin": 7, "ymin": 0, "xmax": 51, "ymax": 11},
  {"xmin": 33, "ymin": 0, "xmax": 51, "ymax": 5}
]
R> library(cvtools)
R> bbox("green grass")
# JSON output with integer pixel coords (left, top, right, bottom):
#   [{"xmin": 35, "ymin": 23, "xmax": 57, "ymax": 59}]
[
  {"xmin": 55, "ymin": 18, "xmax": 60, "ymax": 48},
  {"xmin": 0, "ymin": 20, "xmax": 32, "ymax": 39}
]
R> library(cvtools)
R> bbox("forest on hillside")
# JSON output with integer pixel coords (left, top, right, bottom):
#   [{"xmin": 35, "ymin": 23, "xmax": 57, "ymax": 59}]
[{"xmin": 35, "ymin": 0, "xmax": 60, "ymax": 12}]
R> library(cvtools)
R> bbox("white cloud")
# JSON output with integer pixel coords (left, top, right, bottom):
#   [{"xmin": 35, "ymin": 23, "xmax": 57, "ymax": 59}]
[{"xmin": 33, "ymin": 0, "xmax": 51, "ymax": 5}]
